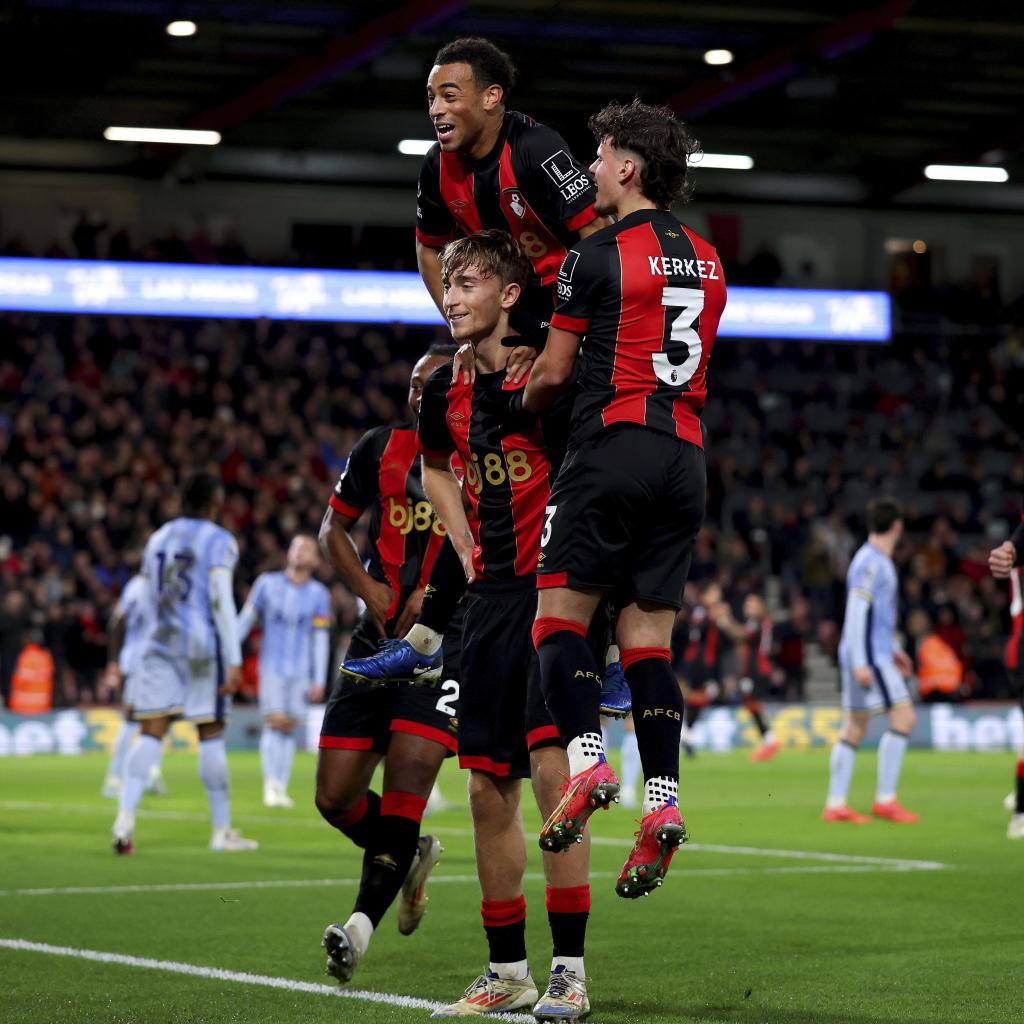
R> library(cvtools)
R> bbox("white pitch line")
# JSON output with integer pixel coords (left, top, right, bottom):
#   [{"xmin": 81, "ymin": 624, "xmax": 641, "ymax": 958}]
[
  {"xmin": 0, "ymin": 799, "xmax": 948, "ymax": 871},
  {"xmin": 1, "ymin": 864, "xmax": 931, "ymax": 899},
  {"xmin": 0, "ymin": 938, "xmax": 537, "ymax": 1022}
]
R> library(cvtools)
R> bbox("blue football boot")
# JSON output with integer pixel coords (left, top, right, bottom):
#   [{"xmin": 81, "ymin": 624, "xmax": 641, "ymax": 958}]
[
  {"xmin": 599, "ymin": 658, "xmax": 632, "ymax": 718},
  {"xmin": 339, "ymin": 639, "xmax": 442, "ymax": 686}
]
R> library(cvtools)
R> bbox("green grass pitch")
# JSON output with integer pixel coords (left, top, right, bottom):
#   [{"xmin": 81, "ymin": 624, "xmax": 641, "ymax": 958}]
[{"xmin": 1, "ymin": 747, "xmax": 1020, "ymax": 1023}]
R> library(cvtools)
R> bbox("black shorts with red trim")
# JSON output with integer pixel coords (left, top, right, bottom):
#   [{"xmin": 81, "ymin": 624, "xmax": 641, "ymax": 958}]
[
  {"xmin": 459, "ymin": 577, "xmax": 559, "ymax": 780},
  {"xmin": 319, "ymin": 605, "xmax": 464, "ymax": 757},
  {"xmin": 538, "ymin": 425, "xmax": 705, "ymax": 610}
]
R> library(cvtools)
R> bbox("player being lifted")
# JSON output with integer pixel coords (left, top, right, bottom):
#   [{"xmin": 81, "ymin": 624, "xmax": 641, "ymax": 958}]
[
  {"xmin": 988, "ymin": 500, "xmax": 1024, "ymax": 839},
  {"xmin": 316, "ymin": 347, "xmax": 461, "ymax": 985},
  {"xmin": 418, "ymin": 231, "xmax": 595, "ymax": 1020},
  {"xmin": 238, "ymin": 535, "xmax": 331, "ymax": 808},
  {"xmin": 101, "ymin": 563, "xmax": 166, "ymax": 799},
  {"xmin": 824, "ymin": 498, "xmax": 919, "ymax": 824},
  {"xmin": 344, "ymin": 35, "xmax": 630, "ymax": 717},
  {"xmin": 517, "ymin": 99, "xmax": 726, "ymax": 898},
  {"xmin": 111, "ymin": 472, "xmax": 257, "ymax": 854}
]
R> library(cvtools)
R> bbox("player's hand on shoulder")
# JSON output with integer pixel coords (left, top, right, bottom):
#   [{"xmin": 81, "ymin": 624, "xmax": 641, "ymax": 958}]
[
  {"xmin": 452, "ymin": 343, "xmax": 476, "ymax": 386},
  {"xmin": 395, "ymin": 586, "xmax": 426, "ymax": 639},
  {"xmin": 853, "ymin": 665, "xmax": 874, "ymax": 688},
  {"xmin": 504, "ymin": 345, "xmax": 537, "ymax": 384},
  {"xmin": 221, "ymin": 665, "xmax": 242, "ymax": 696},
  {"xmin": 988, "ymin": 540, "xmax": 1015, "ymax": 578}
]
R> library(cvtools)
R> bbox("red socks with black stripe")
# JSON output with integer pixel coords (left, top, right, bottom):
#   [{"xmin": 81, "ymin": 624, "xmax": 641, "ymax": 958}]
[
  {"xmin": 547, "ymin": 884, "xmax": 589, "ymax": 976},
  {"xmin": 482, "ymin": 895, "xmax": 529, "ymax": 977},
  {"xmin": 352, "ymin": 790, "xmax": 426, "ymax": 929},
  {"xmin": 1016, "ymin": 757, "xmax": 1024, "ymax": 814},
  {"xmin": 326, "ymin": 789, "xmax": 381, "ymax": 847}
]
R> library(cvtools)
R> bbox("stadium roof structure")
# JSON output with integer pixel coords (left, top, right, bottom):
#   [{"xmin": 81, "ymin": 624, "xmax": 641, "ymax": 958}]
[{"xmin": 1, "ymin": 0, "xmax": 1021, "ymax": 210}]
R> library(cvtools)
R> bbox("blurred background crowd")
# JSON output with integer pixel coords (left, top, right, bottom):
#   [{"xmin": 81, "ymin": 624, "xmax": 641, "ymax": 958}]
[{"xmin": 1, "ymin": 280, "xmax": 1021, "ymax": 708}]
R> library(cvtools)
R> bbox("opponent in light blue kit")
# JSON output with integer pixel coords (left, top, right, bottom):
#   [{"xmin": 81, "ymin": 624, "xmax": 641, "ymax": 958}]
[
  {"xmin": 825, "ymin": 497, "xmax": 919, "ymax": 825},
  {"xmin": 239, "ymin": 535, "xmax": 331, "ymax": 808},
  {"xmin": 101, "ymin": 570, "xmax": 164, "ymax": 798},
  {"xmin": 111, "ymin": 471, "xmax": 257, "ymax": 854}
]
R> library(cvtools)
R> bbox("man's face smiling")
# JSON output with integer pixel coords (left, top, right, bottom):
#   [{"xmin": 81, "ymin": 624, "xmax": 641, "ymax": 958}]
[
  {"xmin": 427, "ymin": 62, "xmax": 491, "ymax": 153},
  {"xmin": 444, "ymin": 262, "xmax": 504, "ymax": 343}
]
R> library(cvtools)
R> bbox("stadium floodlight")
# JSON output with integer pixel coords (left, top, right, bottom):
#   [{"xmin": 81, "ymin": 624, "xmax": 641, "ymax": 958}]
[
  {"xmin": 924, "ymin": 164, "xmax": 1008, "ymax": 183},
  {"xmin": 166, "ymin": 20, "xmax": 197, "ymax": 37},
  {"xmin": 103, "ymin": 127, "xmax": 221, "ymax": 145},
  {"xmin": 703, "ymin": 49, "xmax": 734, "ymax": 66},
  {"xmin": 398, "ymin": 139, "xmax": 436, "ymax": 156},
  {"xmin": 690, "ymin": 152, "xmax": 754, "ymax": 170}
]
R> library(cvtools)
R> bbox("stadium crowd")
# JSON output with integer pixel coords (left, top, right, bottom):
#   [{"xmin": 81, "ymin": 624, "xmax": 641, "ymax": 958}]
[{"xmin": 0, "ymin": 306, "xmax": 1021, "ymax": 707}]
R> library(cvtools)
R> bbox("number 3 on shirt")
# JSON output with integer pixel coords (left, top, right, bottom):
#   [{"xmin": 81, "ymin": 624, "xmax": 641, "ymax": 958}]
[
  {"xmin": 653, "ymin": 286, "xmax": 705, "ymax": 388},
  {"xmin": 541, "ymin": 505, "xmax": 557, "ymax": 547}
]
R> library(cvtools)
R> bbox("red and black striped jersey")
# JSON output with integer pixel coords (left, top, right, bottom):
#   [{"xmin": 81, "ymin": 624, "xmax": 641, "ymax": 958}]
[
  {"xmin": 551, "ymin": 208, "xmax": 726, "ymax": 449},
  {"xmin": 328, "ymin": 424, "xmax": 447, "ymax": 619},
  {"xmin": 740, "ymin": 617, "xmax": 775, "ymax": 681},
  {"xmin": 416, "ymin": 110, "xmax": 598, "ymax": 319},
  {"xmin": 418, "ymin": 364, "xmax": 570, "ymax": 582}
]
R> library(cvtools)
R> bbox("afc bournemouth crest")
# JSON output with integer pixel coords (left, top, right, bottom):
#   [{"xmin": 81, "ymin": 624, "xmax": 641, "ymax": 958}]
[{"xmin": 503, "ymin": 188, "xmax": 526, "ymax": 218}]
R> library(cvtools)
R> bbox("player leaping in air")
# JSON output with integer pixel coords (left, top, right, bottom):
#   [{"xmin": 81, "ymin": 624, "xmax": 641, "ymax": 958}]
[
  {"xmin": 342, "ymin": 35, "xmax": 630, "ymax": 719},
  {"xmin": 516, "ymin": 99, "xmax": 726, "ymax": 899}
]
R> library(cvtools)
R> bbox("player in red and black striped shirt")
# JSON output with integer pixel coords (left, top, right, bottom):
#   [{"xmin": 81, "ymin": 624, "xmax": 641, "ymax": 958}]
[
  {"xmin": 315, "ymin": 347, "xmax": 463, "ymax": 986},
  {"xmin": 989, "ymin": 501, "xmax": 1024, "ymax": 838},
  {"xmin": 523, "ymin": 100, "xmax": 727, "ymax": 899},
  {"xmin": 417, "ymin": 36, "xmax": 606, "ymax": 338},
  {"xmin": 418, "ymin": 231, "xmax": 596, "ymax": 1018}
]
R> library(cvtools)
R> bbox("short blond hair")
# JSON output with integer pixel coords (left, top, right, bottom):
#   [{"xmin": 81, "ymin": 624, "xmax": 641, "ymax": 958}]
[{"xmin": 440, "ymin": 229, "xmax": 530, "ymax": 291}]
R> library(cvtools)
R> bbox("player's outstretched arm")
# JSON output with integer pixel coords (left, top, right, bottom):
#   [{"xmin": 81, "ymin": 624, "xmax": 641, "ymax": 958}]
[
  {"xmin": 422, "ymin": 453, "xmax": 476, "ymax": 583},
  {"xmin": 522, "ymin": 326, "xmax": 582, "ymax": 413}
]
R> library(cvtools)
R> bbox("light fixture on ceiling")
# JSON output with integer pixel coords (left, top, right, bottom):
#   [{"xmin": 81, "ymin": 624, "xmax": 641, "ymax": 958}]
[
  {"xmin": 924, "ymin": 164, "xmax": 1008, "ymax": 183},
  {"xmin": 166, "ymin": 20, "xmax": 197, "ymax": 37},
  {"xmin": 690, "ymin": 152, "xmax": 754, "ymax": 170},
  {"xmin": 703, "ymin": 49, "xmax": 734, "ymax": 66},
  {"xmin": 103, "ymin": 127, "xmax": 221, "ymax": 145},
  {"xmin": 398, "ymin": 139, "xmax": 436, "ymax": 155}
]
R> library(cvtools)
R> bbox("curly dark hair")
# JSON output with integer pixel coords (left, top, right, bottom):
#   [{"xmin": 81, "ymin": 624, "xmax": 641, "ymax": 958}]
[
  {"xmin": 434, "ymin": 36, "xmax": 516, "ymax": 97},
  {"xmin": 588, "ymin": 98, "xmax": 701, "ymax": 207},
  {"xmin": 439, "ymin": 229, "xmax": 530, "ymax": 291}
]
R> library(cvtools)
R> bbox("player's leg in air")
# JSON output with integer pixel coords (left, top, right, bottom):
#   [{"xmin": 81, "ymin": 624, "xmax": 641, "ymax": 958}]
[
  {"xmin": 316, "ymin": 630, "xmax": 459, "ymax": 985},
  {"xmin": 342, "ymin": 539, "xmax": 632, "ymax": 718},
  {"xmin": 533, "ymin": 431, "xmax": 705, "ymax": 899}
]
